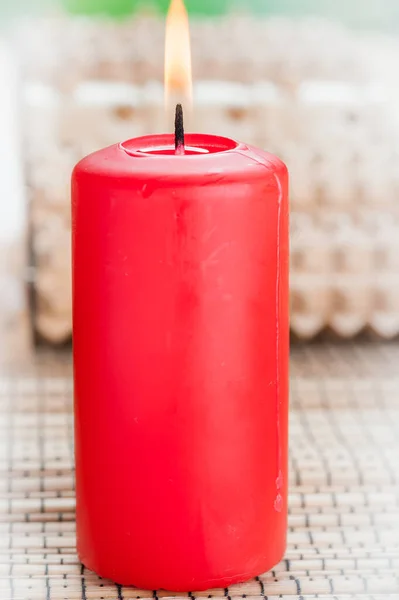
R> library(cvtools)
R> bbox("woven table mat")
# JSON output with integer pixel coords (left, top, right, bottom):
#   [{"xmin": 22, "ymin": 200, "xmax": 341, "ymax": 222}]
[{"xmin": 0, "ymin": 343, "xmax": 398, "ymax": 600}]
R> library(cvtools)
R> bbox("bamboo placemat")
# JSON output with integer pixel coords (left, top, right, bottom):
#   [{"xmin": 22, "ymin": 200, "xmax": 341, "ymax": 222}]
[{"xmin": 0, "ymin": 343, "xmax": 398, "ymax": 600}]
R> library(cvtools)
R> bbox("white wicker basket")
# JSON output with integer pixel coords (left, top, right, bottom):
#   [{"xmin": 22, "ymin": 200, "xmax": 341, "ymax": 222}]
[{"xmin": 14, "ymin": 15, "xmax": 399, "ymax": 342}]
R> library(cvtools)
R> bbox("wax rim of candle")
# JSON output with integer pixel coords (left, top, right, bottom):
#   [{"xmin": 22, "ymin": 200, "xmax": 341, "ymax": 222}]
[
  {"xmin": 75, "ymin": 135, "xmax": 284, "ymax": 184},
  {"xmin": 120, "ymin": 134, "xmax": 239, "ymax": 157}
]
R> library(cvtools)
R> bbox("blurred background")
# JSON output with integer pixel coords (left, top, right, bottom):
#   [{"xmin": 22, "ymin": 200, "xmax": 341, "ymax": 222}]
[{"xmin": 1, "ymin": 0, "xmax": 399, "ymax": 352}]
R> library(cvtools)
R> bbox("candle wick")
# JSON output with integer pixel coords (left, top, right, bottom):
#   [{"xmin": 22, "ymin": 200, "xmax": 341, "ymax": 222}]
[{"xmin": 175, "ymin": 103, "xmax": 185, "ymax": 155}]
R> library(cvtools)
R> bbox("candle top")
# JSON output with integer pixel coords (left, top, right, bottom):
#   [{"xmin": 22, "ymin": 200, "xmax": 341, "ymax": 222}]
[
  {"xmin": 74, "ymin": 134, "xmax": 286, "ymax": 184},
  {"xmin": 121, "ymin": 134, "xmax": 238, "ymax": 157}
]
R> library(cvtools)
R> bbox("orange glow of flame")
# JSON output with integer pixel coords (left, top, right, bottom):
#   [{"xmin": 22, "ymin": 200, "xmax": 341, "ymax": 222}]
[{"xmin": 164, "ymin": 0, "xmax": 193, "ymax": 108}]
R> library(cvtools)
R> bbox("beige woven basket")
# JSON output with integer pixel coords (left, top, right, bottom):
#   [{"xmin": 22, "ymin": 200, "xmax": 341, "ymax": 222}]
[{"xmin": 12, "ymin": 15, "xmax": 399, "ymax": 343}]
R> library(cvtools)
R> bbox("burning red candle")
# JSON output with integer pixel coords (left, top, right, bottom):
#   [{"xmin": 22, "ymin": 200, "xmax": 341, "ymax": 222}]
[{"xmin": 72, "ymin": 0, "xmax": 289, "ymax": 592}]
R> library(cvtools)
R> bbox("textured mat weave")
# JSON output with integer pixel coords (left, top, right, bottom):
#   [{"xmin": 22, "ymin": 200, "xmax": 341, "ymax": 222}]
[{"xmin": 0, "ymin": 344, "xmax": 398, "ymax": 600}]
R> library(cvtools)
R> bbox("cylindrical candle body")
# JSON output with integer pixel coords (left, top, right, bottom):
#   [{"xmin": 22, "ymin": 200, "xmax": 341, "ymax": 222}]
[{"xmin": 72, "ymin": 134, "xmax": 289, "ymax": 591}]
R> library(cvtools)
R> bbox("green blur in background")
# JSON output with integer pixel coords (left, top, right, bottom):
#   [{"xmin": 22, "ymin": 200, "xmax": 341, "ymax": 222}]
[
  {"xmin": 63, "ymin": 0, "xmax": 399, "ymax": 28},
  {"xmin": 62, "ymin": 0, "xmax": 399, "ymax": 31},
  {"xmin": 66, "ymin": 0, "xmax": 325, "ymax": 14},
  {"xmin": 2, "ymin": 0, "xmax": 399, "ymax": 32},
  {"xmin": 64, "ymin": 0, "xmax": 227, "ymax": 16}
]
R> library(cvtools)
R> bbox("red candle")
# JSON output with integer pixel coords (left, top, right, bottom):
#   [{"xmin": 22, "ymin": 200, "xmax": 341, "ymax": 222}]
[{"xmin": 72, "ymin": 132, "xmax": 289, "ymax": 591}]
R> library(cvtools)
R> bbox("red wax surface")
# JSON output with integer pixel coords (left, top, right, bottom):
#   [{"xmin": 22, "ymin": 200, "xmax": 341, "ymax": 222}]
[{"xmin": 72, "ymin": 134, "xmax": 289, "ymax": 592}]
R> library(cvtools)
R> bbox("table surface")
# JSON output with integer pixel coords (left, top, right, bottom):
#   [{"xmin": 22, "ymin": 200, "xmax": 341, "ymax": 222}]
[{"xmin": 0, "ymin": 342, "xmax": 398, "ymax": 600}]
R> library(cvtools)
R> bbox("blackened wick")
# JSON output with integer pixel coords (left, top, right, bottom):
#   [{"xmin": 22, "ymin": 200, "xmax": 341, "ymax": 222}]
[{"xmin": 175, "ymin": 104, "xmax": 185, "ymax": 152}]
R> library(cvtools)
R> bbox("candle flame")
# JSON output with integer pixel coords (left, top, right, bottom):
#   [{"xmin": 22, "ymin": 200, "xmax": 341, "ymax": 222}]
[{"xmin": 164, "ymin": 0, "xmax": 193, "ymax": 109}]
